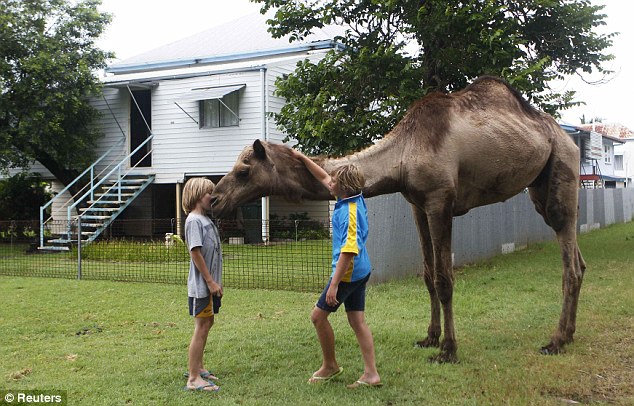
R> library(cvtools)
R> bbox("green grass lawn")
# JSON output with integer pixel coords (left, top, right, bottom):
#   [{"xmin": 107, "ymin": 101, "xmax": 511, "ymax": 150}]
[{"xmin": 1, "ymin": 222, "xmax": 633, "ymax": 405}]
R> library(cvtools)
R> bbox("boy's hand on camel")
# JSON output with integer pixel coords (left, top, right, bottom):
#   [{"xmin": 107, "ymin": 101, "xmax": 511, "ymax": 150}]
[{"xmin": 290, "ymin": 148, "xmax": 304, "ymax": 159}]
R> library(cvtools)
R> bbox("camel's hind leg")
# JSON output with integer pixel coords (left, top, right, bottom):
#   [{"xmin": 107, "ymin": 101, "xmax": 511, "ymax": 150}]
[
  {"xmin": 411, "ymin": 205, "xmax": 441, "ymax": 348},
  {"xmin": 528, "ymin": 140, "xmax": 586, "ymax": 355}
]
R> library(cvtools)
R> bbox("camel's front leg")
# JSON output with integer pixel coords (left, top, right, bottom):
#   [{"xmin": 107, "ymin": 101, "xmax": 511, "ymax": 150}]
[
  {"xmin": 412, "ymin": 205, "xmax": 441, "ymax": 348},
  {"xmin": 426, "ymin": 197, "xmax": 458, "ymax": 363}
]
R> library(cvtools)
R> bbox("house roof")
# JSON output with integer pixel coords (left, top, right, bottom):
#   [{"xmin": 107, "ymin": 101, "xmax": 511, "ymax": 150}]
[
  {"xmin": 106, "ymin": 12, "xmax": 346, "ymax": 75},
  {"xmin": 560, "ymin": 123, "xmax": 625, "ymax": 144},
  {"xmin": 578, "ymin": 123, "xmax": 634, "ymax": 140}
]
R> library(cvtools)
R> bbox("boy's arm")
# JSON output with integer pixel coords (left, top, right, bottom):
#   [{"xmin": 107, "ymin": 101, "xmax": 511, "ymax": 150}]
[
  {"xmin": 326, "ymin": 252, "xmax": 355, "ymax": 306},
  {"xmin": 291, "ymin": 149, "xmax": 331, "ymax": 190},
  {"xmin": 190, "ymin": 247, "xmax": 223, "ymax": 297}
]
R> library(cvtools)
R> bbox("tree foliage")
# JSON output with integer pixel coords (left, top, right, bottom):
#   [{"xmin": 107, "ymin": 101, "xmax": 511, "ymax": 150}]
[
  {"xmin": 0, "ymin": 172, "xmax": 51, "ymax": 220},
  {"xmin": 254, "ymin": 0, "xmax": 616, "ymax": 155},
  {"xmin": 0, "ymin": 0, "xmax": 113, "ymax": 186}
]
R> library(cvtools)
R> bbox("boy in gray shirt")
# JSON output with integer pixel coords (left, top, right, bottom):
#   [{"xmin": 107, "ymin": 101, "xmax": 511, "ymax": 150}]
[{"xmin": 182, "ymin": 177, "xmax": 223, "ymax": 392}]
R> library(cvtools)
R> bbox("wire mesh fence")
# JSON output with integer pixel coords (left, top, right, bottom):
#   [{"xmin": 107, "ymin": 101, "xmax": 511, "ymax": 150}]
[{"xmin": 0, "ymin": 218, "xmax": 332, "ymax": 292}]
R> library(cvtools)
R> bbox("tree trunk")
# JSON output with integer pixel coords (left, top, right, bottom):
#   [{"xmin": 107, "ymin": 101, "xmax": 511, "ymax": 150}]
[{"xmin": 31, "ymin": 146, "xmax": 83, "ymax": 197}]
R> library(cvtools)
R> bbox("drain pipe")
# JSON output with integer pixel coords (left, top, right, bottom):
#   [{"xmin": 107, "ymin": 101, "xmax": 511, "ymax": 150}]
[
  {"xmin": 176, "ymin": 182, "xmax": 183, "ymax": 237},
  {"xmin": 260, "ymin": 67, "xmax": 270, "ymax": 244}
]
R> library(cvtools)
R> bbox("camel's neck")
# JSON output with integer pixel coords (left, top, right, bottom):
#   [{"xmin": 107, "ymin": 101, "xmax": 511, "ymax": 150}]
[{"xmin": 320, "ymin": 136, "xmax": 403, "ymax": 198}]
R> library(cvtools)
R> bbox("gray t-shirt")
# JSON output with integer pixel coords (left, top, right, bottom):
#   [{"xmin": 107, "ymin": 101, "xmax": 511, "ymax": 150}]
[{"xmin": 185, "ymin": 213, "xmax": 222, "ymax": 298}]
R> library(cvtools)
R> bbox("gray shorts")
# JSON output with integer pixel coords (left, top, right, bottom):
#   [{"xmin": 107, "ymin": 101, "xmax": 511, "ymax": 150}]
[{"xmin": 188, "ymin": 295, "xmax": 221, "ymax": 317}]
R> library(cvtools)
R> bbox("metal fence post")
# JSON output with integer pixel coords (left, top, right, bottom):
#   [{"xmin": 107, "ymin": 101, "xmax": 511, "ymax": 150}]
[
  {"xmin": 39, "ymin": 206, "xmax": 44, "ymax": 248},
  {"xmin": 77, "ymin": 217, "xmax": 82, "ymax": 280}
]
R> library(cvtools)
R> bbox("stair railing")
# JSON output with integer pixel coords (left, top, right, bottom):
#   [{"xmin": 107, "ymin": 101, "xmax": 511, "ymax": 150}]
[
  {"xmin": 69, "ymin": 134, "xmax": 154, "ymax": 242},
  {"xmin": 594, "ymin": 158, "xmax": 605, "ymax": 188},
  {"xmin": 76, "ymin": 147, "xmax": 154, "ymax": 240},
  {"xmin": 39, "ymin": 137, "xmax": 126, "ymax": 247}
]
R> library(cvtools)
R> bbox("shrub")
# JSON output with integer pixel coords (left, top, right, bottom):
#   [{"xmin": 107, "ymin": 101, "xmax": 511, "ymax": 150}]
[
  {"xmin": 0, "ymin": 173, "xmax": 51, "ymax": 221},
  {"xmin": 269, "ymin": 212, "xmax": 329, "ymax": 241}
]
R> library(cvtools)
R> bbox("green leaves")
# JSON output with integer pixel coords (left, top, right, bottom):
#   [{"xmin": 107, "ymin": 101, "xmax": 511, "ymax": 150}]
[
  {"xmin": 273, "ymin": 46, "xmax": 423, "ymax": 156},
  {"xmin": 0, "ymin": 172, "xmax": 51, "ymax": 220},
  {"xmin": 0, "ymin": 0, "xmax": 113, "ymax": 181},
  {"xmin": 254, "ymin": 0, "xmax": 614, "ymax": 154}
]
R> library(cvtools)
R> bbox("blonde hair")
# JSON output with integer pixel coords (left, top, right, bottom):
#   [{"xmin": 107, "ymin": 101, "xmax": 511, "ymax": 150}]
[
  {"xmin": 182, "ymin": 177, "xmax": 215, "ymax": 215},
  {"xmin": 331, "ymin": 164, "xmax": 365, "ymax": 197}
]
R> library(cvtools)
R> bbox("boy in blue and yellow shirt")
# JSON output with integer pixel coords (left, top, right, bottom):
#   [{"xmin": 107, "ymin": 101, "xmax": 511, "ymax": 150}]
[{"xmin": 292, "ymin": 149, "xmax": 382, "ymax": 389}]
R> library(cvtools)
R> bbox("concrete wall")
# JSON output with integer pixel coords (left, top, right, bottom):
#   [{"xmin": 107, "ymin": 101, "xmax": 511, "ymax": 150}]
[{"xmin": 366, "ymin": 188, "xmax": 634, "ymax": 283}]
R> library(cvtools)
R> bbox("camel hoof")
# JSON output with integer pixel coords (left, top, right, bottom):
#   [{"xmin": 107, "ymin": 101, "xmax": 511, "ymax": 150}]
[
  {"xmin": 539, "ymin": 343, "xmax": 565, "ymax": 355},
  {"xmin": 415, "ymin": 337, "xmax": 440, "ymax": 348},
  {"xmin": 428, "ymin": 352, "xmax": 458, "ymax": 364}
]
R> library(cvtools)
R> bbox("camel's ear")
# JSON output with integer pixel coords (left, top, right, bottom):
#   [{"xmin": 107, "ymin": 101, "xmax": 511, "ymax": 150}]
[{"xmin": 253, "ymin": 139, "xmax": 266, "ymax": 160}]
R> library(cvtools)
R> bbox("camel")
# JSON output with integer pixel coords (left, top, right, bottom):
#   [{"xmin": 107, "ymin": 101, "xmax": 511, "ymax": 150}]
[{"xmin": 211, "ymin": 76, "xmax": 586, "ymax": 362}]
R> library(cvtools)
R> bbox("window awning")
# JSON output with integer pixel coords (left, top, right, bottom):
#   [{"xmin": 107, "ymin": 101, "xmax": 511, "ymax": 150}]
[
  {"xmin": 580, "ymin": 174, "xmax": 626, "ymax": 182},
  {"xmin": 178, "ymin": 84, "xmax": 245, "ymax": 101},
  {"xmin": 104, "ymin": 80, "xmax": 157, "ymax": 90}
]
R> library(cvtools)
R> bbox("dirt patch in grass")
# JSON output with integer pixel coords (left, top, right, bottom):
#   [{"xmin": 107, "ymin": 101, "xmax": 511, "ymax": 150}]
[{"xmin": 544, "ymin": 330, "xmax": 633, "ymax": 404}]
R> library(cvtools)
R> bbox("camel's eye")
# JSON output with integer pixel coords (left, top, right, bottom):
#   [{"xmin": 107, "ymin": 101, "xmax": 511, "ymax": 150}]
[{"xmin": 237, "ymin": 168, "xmax": 250, "ymax": 179}]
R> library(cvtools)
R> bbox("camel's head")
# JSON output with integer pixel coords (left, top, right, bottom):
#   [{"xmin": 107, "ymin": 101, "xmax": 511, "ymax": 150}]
[{"xmin": 211, "ymin": 140, "xmax": 323, "ymax": 218}]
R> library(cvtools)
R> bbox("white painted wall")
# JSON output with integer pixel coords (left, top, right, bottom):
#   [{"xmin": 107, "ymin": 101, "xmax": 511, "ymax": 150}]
[
  {"xmin": 89, "ymin": 52, "xmax": 330, "ymax": 184},
  {"xmin": 615, "ymin": 138, "xmax": 634, "ymax": 186},
  {"xmin": 580, "ymin": 138, "xmax": 622, "ymax": 178},
  {"xmin": 45, "ymin": 180, "xmax": 77, "ymax": 233}
]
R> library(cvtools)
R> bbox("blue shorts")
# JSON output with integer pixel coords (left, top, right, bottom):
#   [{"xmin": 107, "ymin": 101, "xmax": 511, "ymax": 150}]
[
  {"xmin": 189, "ymin": 295, "xmax": 221, "ymax": 318},
  {"xmin": 316, "ymin": 274, "xmax": 370, "ymax": 313}
]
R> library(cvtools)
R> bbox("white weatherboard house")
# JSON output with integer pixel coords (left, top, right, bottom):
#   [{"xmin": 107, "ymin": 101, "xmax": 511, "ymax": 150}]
[
  {"xmin": 38, "ymin": 13, "xmax": 342, "ymax": 248},
  {"xmin": 561, "ymin": 124, "xmax": 626, "ymax": 188},
  {"xmin": 577, "ymin": 123, "xmax": 634, "ymax": 188},
  {"xmin": 615, "ymin": 138, "xmax": 634, "ymax": 187}
]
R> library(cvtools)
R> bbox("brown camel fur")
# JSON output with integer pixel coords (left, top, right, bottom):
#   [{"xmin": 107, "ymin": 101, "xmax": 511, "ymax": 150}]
[{"xmin": 211, "ymin": 76, "xmax": 587, "ymax": 362}]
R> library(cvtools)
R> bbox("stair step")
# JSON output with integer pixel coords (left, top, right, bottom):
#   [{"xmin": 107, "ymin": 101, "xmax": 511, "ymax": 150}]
[
  {"xmin": 87, "ymin": 200, "xmax": 126, "ymax": 205},
  {"xmin": 47, "ymin": 238, "xmax": 72, "ymax": 244},
  {"xmin": 80, "ymin": 207, "xmax": 119, "ymax": 212},
  {"xmin": 44, "ymin": 238, "xmax": 88, "ymax": 244},
  {"xmin": 104, "ymin": 178, "xmax": 148, "ymax": 183},
  {"xmin": 100, "ymin": 184, "xmax": 142, "ymax": 190},
  {"xmin": 80, "ymin": 215, "xmax": 111, "ymax": 220},
  {"xmin": 95, "ymin": 193, "xmax": 136, "ymax": 198},
  {"xmin": 38, "ymin": 246, "xmax": 70, "ymax": 252},
  {"xmin": 81, "ymin": 223, "xmax": 103, "ymax": 228}
]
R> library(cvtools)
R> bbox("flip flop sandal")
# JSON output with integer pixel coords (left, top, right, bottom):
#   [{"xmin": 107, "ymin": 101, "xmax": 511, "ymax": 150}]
[
  {"xmin": 308, "ymin": 366, "xmax": 344, "ymax": 383},
  {"xmin": 183, "ymin": 371, "xmax": 219, "ymax": 381},
  {"xmin": 183, "ymin": 382, "xmax": 220, "ymax": 392},
  {"xmin": 346, "ymin": 380, "xmax": 383, "ymax": 389}
]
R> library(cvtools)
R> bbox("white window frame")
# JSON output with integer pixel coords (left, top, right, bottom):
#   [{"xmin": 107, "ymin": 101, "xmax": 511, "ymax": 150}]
[
  {"xmin": 604, "ymin": 144, "xmax": 612, "ymax": 164},
  {"xmin": 614, "ymin": 154, "xmax": 624, "ymax": 171},
  {"xmin": 199, "ymin": 91, "xmax": 240, "ymax": 129}
]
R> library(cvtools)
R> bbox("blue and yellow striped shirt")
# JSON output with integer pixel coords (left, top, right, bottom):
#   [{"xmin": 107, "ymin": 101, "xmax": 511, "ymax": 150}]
[{"xmin": 331, "ymin": 193, "xmax": 371, "ymax": 282}]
